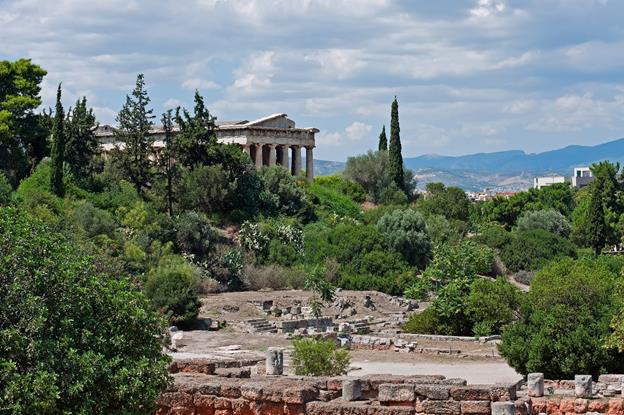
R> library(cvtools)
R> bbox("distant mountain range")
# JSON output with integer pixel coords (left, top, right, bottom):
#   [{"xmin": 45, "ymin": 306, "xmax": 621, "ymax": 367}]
[{"xmin": 313, "ymin": 138, "xmax": 624, "ymax": 191}]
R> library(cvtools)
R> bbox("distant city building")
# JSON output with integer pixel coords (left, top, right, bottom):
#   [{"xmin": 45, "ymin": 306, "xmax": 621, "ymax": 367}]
[
  {"xmin": 94, "ymin": 113, "xmax": 318, "ymax": 182},
  {"xmin": 572, "ymin": 167, "xmax": 593, "ymax": 188},
  {"xmin": 533, "ymin": 175, "xmax": 566, "ymax": 189},
  {"xmin": 468, "ymin": 188, "xmax": 517, "ymax": 201}
]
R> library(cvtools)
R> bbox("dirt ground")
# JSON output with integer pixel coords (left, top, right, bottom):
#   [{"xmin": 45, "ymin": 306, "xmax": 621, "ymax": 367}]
[{"xmin": 174, "ymin": 290, "xmax": 519, "ymax": 384}]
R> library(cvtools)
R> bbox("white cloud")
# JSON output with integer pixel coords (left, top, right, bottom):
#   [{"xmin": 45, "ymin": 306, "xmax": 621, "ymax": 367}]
[
  {"xmin": 317, "ymin": 122, "xmax": 373, "ymax": 147},
  {"xmin": 181, "ymin": 78, "xmax": 220, "ymax": 90},
  {"xmin": 164, "ymin": 98, "xmax": 184, "ymax": 108}
]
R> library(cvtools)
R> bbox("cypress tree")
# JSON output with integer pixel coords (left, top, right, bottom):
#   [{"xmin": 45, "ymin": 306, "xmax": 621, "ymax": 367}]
[
  {"xmin": 587, "ymin": 179, "xmax": 607, "ymax": 256},
  {"xmin": 112, "ymin": 74, "xmax": 155, "ymax": 196},
  {"xmin": 388, "ymin": 97, "xmax": 404, "ymax": 192},
  {"xmin": 174, "ymin": 90, "xmax": 217, "ymax": 168},
  {"xmin": 378, "ymin": 124, "xmax": 387, "ymax": 151},
  {"xmin": 50, "ymin": 83, "xmax": 65, "ymax": 197},
  {"xmin": 159, "ymin": 109, "xmax": 177, "ymax": 216},
  {"xmin": 65, "ymin": 96, "xmax": 98, "ymax": 178}
]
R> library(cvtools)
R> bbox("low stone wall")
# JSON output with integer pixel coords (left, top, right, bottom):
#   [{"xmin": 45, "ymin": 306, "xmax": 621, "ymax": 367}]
[
  {"xmin": 155, "ymin": 372, "xmax": 519, "ymax": 415},
  {"xmin": 279, "ymin": 317, "xmax": 333, "ymax": 334},
  {"xmin": 349, "ymin": 334, "xmax": 462, "ymax": 355}
]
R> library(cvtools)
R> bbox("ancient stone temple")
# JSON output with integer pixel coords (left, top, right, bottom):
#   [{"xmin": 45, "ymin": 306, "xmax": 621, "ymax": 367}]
[{"xmin": 95, "ymin": 113, "xmax": 318, "ymax": 182}]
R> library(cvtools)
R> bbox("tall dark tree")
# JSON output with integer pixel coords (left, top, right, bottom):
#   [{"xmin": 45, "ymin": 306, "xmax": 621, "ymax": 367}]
[
  {"xmin": 587, "ymin": 178, "xmax": 607, "ymax": 256},
  {"xmin": 65, "ymin": 97, "xmax": 98, "ymax": 178},
  {"xmin": 112, "ymin": 74, "xmax": 155, "ymax": 196},
  {"xmin": 388, "ymin": 97, "xmax": 405, "ymax": 192},
  {"xmin": 174, "ymin": 90, "xmax": 217, "ymax": 168},
  {"xmin": 159, "ymin": 109, "xmax": 177, "ymax": 216},
  {"xmin": 0, "ymin": 59, "xmax": 49, "ymax": 184},
  {"xmin": 378, "ymin": 124, "xmax": 387, "ymax": 151},
  {"xmin": 50, "ymin": 84, "xmax": 65, "ymax": 197}
]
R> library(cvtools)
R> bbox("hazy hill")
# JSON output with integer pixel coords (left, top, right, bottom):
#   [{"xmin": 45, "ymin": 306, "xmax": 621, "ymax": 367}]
[{"xmin": 313, "ymin": 138, "xmax": 624, "ymax": 191}]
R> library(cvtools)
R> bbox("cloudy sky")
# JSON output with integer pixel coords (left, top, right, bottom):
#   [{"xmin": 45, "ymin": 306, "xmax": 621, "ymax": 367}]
[{"xmin": 2, "ymin": 0, "xmax": 624, "ymax": 161}]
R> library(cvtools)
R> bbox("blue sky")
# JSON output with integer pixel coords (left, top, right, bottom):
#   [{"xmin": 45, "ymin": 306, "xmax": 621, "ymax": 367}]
[{"xmin": 2, "ymin": 0, "xmax": 624, "ymax": 161}]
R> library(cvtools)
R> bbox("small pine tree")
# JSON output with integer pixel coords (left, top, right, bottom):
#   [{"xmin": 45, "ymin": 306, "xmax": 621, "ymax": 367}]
[
  {"xmin": 50, "ymin": 83, "xmax": 65, "ymax": 197},
  {"xmin": 388, "ymin": 97, "xmax": 405, "ymax": 192},
  {"xmin": 175, "ymin": 90, "xmax": 217, "ymax": 168},
  {"xmin": 378, "ymin": 124, "xmax": 387, "ymax": 151},
  {"xmin": 112, "ymin": 74, "xmax": 155, "ymax": 195},
  {"xmin": 587, "ymin": 179, "xmax": 607, "ymax": 256},
  {"xmin": 65, "ymin": 97, "xmax": 98, "ymax": 178}
]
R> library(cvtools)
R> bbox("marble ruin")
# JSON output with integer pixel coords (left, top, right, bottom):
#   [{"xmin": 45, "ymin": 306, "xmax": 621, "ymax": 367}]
[{"xmin": 94, "ymin": 113, "xmax": 318, "ymax": 182}]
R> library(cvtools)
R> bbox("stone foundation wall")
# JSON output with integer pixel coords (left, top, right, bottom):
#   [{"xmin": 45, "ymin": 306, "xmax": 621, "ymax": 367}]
[{"xmin": 279, "ymin": 317, "xmax": 333, "ymax": 334}]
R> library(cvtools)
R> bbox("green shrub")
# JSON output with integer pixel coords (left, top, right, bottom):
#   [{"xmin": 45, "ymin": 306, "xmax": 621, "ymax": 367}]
[
  {"xmin": 314, "ymin": 175, "xmax": 366, "ymax": 203},
  {"xmin": 425, "ymin": 214, "xmax": 465, "ymax": 246},
  {"xmin": 291, "ymin": 338, "xmax": 350, "ymax": 376},
  {"xmin": 377, "ymin": 208, "xmax": 432, "ymax": 268},
  {"xmin": 338, "ymin": 270, "xmax": 415, "ymax": 296},
  {"xmin": 307, "ymin": 183, "xmax": 363, "ymax": 219},
  {"xmin": 144, "ymin": 256, "xmax": 201, "ymax": 328},
  {"xmin": 425, "ymin": 241, "xmax": 495, "ymax": 283},
  {"xmin": 499, "ymin": 258, "xmax": 624, "ymax": 378},
  {"xmin": 474, "ymin": 224, "xmax": 512, "ymax": 251},
  {"xmin": 71, "ymin": 200, "xmax": 116, "ymax": 237},
  {"xmin": 174, "ymin": 211, "xmax": 218, "ymax": 261},
  {"xmin": 500, "ymin": 229, "xmax": 577, "ymax": 272},
  {"xmin": 466, "ymin": 277, "xmax": 522, "ymax": 336},
  {"xmin": 259, "ymin": 166, "xmax": 315, "ymax": 220},
  {"xmin": 178, "ymin": 164, "xmax": 234, "ymax": 215},
  {"xmin": 0, "ymin": 207, "xmax": 170, "ymax": 413},
  {"xmin": 0, "ymin": 172, "xmax": 12, "ymax": 205},
  {"xmin": 402, "ymin": 308, "xmax": 442, "ymax": 334},
  {"xmin": 517, "ymin": 209, "xmax": 571, "ymax": 237},
  {"xmin": 419, "ymin": 183, "xmax": 470, "ymax": 222}
]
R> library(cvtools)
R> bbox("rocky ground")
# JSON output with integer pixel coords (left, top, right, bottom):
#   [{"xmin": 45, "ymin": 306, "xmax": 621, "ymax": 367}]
[{"xmin": 168, "ymin": 290, "xmax": 521, "ymax": 384}]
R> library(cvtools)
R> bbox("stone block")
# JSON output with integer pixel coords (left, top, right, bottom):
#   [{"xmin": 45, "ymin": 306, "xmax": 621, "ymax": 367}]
[
  {"xmin": 491, "ymin": 402, "xmax": 515, "ymax": 415},
  {"xmin": 343, "ymin": 378, "xmax": 363, "ymax": 401},
  {"xmin": 450, "ymin": 386, "xmax": 492, "ymax": 401},
  {"xmin": 421, "ymin": 400, "xmax": 461, "ymax": 415},
  {"xmin": 266, "ymin": 347, "xmax": 284, "ymax": 376},
  {"xmin": 489, "ymin": 385, "xmax": 517, "ymax": 402},
  {"xmin": 461, "ymin": 400, "xmax": 491, "ymax": 415},
  {"xmin": 378, "ymin": 384, "xmax": 416, "ymax": 403},
  {"xmin": 414, "ymin": 384, "xmax": 450, "ymax": 400},
  {"xmin": 158, "ymin": 392, "xmax": 194, "ymax": 408},
  {"xmin": 575, "ymin": 375, "xmax": 592, "ymax": 398},
  {"xmin": 528, "ymin": 373, "xmax": 544, "ymax": 397}
]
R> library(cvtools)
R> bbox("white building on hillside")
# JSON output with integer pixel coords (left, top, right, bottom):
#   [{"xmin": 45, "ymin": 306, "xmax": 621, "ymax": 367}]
[
  {"xmin": 533, "ymin": 175, "xmax": 566, "ymax": 189},
  {"xmin": 572, "ymin": 167, "xmax": 593, "ymax": 188}
]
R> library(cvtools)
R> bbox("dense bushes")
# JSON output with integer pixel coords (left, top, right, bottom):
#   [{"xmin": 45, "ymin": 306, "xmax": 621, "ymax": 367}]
[
  {"xmin": 500, "ymin": 229, "xmax": 577, "ymax": 272},
  {"xmin": 291, "ymin": 338, "xmax": 350, "ymax": 376},
  {"xmin": 0, "ymin": 208, "xmax": 170, "ymax": 413},
  {"xmin": 499, "ymin": 258, "xmax": 624, "ymax": 378},
  {"xmin": 517, "ymin": 208, "xmax": 571, "ymax": 237},
  {"xmin": 0, "ymin": 172, "xmax": 12, "ymax": 205},
  {"xmin": 377, "ymin": 208, "xmax": 431, "ymax": 268},
  {"xmin": 144, "ymin": 256, "xmax": 201, "ymax": 327},
  {"xmin": 307, "ymin": 182, "xmax": 363, "ymax": 219}
]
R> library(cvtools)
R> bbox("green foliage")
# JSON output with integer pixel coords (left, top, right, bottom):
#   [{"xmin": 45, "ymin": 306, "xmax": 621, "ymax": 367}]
[
  {"xmin": 307, "ymin": 182, "xmax": 363, "ymax": 219},
  {"xmin": 378, "ymin": 124, "xmax": 387, "ymax": 151},
  {"xmin": 178, "ymin": 164, "xmax": 234, "ymax": 216},
  {"xmin": 240, "ymin": 219, "xmax": 304, "ymax": 266},
  {"xmin": 305, "ymin": 266, "xmax": 336, "ymax": 318},
  {"xmin": 174, "ymin": 91, "xmax": 218, "ymax": 168},
  {"xmin": 377, "ymin": 208, "xmax": 431, "ymax": 268},
  {"xmin": 71, "ymin": 200, "xmax": 117, "ymax": 238},
  {"xmin": 0, "ymin": 207, "xmax": 170, "ymax": 413},
  {"xmin": 388, "ymin": 97, "xmax": 405, "ymax": 193},
  {"xmin": 475, "ymin": 223, "xmax": 512, "ymax": 251},
  {"xmin": 0, "ymin": 59, "xmax": 49, "ymax": 184},
  {"xmin": 419, "ymin": 183, "xmax": 470, "ymax": 222},
  {"xmin": 144, "ymin": 255, "xmax": 201, "ymax": 328},
  {"xmin": 425, "ymin": 214, "xmax": 465, "ymax": 246},
  {"xmin": 112, "ymin": 73, "xmax": 155, "ymax": 196},
  {"xmin": 499, "ymin": 258, "xmax": 624, "ymax": 378},
  {"xmin": 479, "ymin": 183, "xmax": 575, "ymax": 229},
  {"xmin": 173, "ymin": 211, "xmax": 218, "ymax": 261},
  {"xmin": 50, "ymin": 84, "xmax": 65, "ymax": 197},
  {"xmin": 424, "ymin": 240, "xmax": 495, "ymax": 283},
  {"xmin": 466, "ymin": 277, "xmax": 521, "ymax": 336},
  {"xmin": 0, "ymin": 172, "xmax": 12, "ymax": 205},
  {"xmin": 65, "ymin": 96, "xmax": 98, "ymax": 179},
  {"xmin": 314, "ymin": 175, "xmax": 366, "ymax": 203},
  {"xmin": 344, "ymin": 150, "xmax": 413, "ymax": 204},
  {"xmin": 500, "ymin": 229, "xmax": 577, "ymax": 272},
  {"xmin": 517, "ymin": 208, "xmax": 571, "ymax": 237},
  {"xmin": 291, "ymin": 338, "xmax": 350, "ymax": 376},
  {"xmin": 402, "ymin": 308, "xmax": 441, "ymax": 335},
  {"xmin": 259, "ymin": 166, "xmax": 314, "ymax": 220}
]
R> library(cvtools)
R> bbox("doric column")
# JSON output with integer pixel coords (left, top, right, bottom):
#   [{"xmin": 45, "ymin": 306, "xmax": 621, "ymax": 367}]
[
  {"xmin": 242, "ymin": 145, "xmax": 251, "ymax": 158},
  {"xmin": 291, "ymin": 145, "xmax": 301, "ymax": 176},
  {"xmin": 305, "ymin": 146, "xmax": 314, "ymax": 183},
  {"xmin": 268, "ymin": 144, "xmax": 277, "ymax": 166},
  {"xmin": 280, "ymin": 145, "xmax": 289, "ymax": 168},
  {"xmin": 254, "ymin": 144, "xmax": 263, "ymax": 169}
]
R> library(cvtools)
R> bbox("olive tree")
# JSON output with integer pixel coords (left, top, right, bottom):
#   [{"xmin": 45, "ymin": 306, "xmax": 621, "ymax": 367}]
[{"xmin": 0, "ymin": 207, "xmax": 170, "ymax": 414}]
